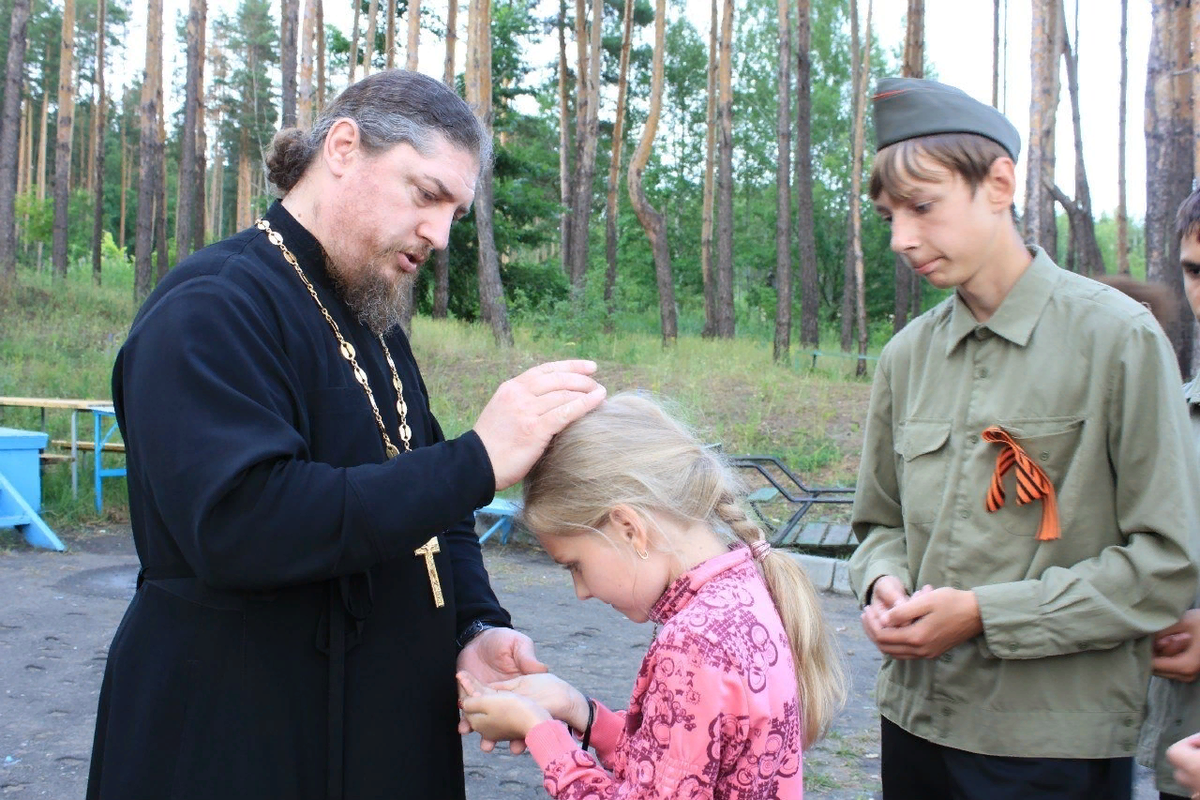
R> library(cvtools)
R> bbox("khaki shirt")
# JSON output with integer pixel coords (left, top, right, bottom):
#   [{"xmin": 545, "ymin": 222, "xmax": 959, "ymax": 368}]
[
  {"xmin": 849, "ymin": 247, "xmax": 1199, "ymax": 759},
  {"xmin": 1138, "ymin": 379, "xmax": 1200, "ymax": 794}
]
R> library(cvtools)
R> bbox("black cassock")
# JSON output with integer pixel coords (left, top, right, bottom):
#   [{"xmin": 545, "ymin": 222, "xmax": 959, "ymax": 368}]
[{"xmin": 86, "ymin": 202, "xmax": 510, "ymax": 800}]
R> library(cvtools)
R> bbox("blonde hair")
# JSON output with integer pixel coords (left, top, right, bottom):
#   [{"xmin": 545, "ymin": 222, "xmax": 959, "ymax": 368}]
[
  {"xmin": 870, "ymin": 132, "xmax": 1009, "ymax": 201},
  {"xmin": 522, "ymin": 392, "xmax": 846, "ymax": 745}
]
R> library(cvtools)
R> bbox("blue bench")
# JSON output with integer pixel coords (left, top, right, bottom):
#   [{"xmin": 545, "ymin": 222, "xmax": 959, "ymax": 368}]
[{"xmin": 475, "ymin": 498, "xmax": 522, "ymax": 545}]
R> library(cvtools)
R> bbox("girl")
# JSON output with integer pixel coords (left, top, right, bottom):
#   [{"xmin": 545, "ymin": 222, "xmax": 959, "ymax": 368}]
[{"xmin": 459, "ymin": 392, "xmax": 845, "ymax": 798}]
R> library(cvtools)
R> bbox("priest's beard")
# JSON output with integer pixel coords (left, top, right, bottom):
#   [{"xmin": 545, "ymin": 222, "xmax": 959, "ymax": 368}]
[{"xmin": 326, "ymin": 253, "xmax": 415, "ymax": 337}]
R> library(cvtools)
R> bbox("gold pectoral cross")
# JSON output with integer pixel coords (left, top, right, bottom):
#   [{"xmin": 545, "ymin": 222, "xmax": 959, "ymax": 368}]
[{"xmin": 414, "ymin": 537, "xmax": 445, "ymax": 608}]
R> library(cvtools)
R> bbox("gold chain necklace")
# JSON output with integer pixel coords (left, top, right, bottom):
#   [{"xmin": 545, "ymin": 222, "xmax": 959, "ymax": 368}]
[{"xmin": 255, "ymin": 218, "xmax": 412, "ymax": 458}]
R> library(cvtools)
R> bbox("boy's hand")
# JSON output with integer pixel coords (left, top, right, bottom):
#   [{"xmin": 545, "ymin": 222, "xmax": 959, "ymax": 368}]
[
  {"xmin": 1153, "ymin": 609, "xmax": 1200, "ymax": 682},
  {"xmin": 458, "ymin": 672, "xmax": 551, "ymax": 744},
  {"xmin": 861, "ymin": 587, "xmax": 983, "ymax": 660},
  {"xmin": 866, "ymin": 575, "xmax": 911, "ymax": 613},
  {"xmin": 1166, "ymin": 731, "xmax": 1200, "ymax": 794},
  {"xmin": 489, "ymin": 673, "xmax": 590, "ymax": 732}
]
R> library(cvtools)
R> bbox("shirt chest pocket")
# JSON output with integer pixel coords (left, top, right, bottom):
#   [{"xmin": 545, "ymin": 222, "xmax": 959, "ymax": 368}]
[
  {"xmin": 984, "ymin": 417, "xmax": 1085, "ymax": 537},
  {"xmin": 894, "ymin": 419, "xmax": 952, "ymax": 526}
]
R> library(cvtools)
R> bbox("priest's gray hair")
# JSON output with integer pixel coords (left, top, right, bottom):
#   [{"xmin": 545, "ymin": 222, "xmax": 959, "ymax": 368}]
[{"xmin": 265, "ymin": 69, "xmax": 491, "ymax": 195}]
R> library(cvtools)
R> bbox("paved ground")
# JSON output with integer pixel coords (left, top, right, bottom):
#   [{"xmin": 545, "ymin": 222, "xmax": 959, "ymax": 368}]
[{"xmin": 0, "ymin": 524, "xmax": 1160, "ymax": 799}]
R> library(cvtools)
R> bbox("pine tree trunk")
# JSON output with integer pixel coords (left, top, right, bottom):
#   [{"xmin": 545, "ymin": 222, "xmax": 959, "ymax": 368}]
[
  {"xmin": 556, "ymin": 0, "xmax": 571, "ymax": 278},
  {"xmin": 714, "ymin": 0, "xmax": 734, "ymax": 338},
  {"xmin": 90, "ymin": 0, "xmax": 105, "ymax": 283},
  {"xmin": 603, "ymin": 0, "xmax": 633, "ymax": 325},
  {"xmin": 362, "ymin": 0, "xmax": 379, "ymax": 77},
  {"xmin": 36, "ymin": 62, "xmax": 48, "ymax": 203},
  {"xmin": 1053, "ymin": 0, "xmax": 1103, "ymax": 278},
  {"xmin": 385, "ymin": 0, "xmax": 394, "ymax": 68},
  {"xmin": 177, "ymin": 0, "xmax": 204, "ymax": 262},
  {"xmin": 155, "ymin": 91, "xmax": 167, "ymax": 283},
  {"xmin": 628, "ymin": 0, "xmax": 674, "ymax": 346},
  {"xmin": 298, "ymin": 0, "xmax": 315, "ymax": 127},
  {"xmin": 772, "ymin": 0, "xmax": 791, "ymax": 362},
  {"xmin": 840, "ymin": 0, "xmax": 861, "ymax": 354},
  {"xmin": 796, "ymin": 0, "xmax": 819, "ymax": 349},
  {"xmin": 281, "ymin": 0, "xmax": 298, "ymax": 127},
  {"xmin": 894, "ymin": 0, "xmax": 923, "ymax": 333},
  {"xmin": 565, "ymin": 0, "xmax": 601, "ymax": 294},
  {"xmin": 992, "ymin": 0, "xmax": 1000, "ymax": 107},
  {"xmin": 700, "ymin": 0, "xmax": 717, "ymax": 337},
  {"xmin": 1145, "ymin": 0, "xmax": 1195, "ymax": 374},
  {"xmin": 237, "ymin": 129, "xmax": 251, "ymax": 230},
  {"xmin": 1116, "ymin": 0, "xmax": 1129, "ymax": 274},
  {"xmin": 119, "ymin": 137, "xmax": 127, "ymax": 252},
  {"xmin": 0, "ymin": 0, "xmax": 30, "ymax": 281},
  {"xmin": 432, "ymin": 0, "xmax": 456, "ymax": 320},
  {"xmin": 852, "ymin": 0, "xmax": 872, "ymax": 376},
  {"xmin": 134, "ymin": 0, "xmax": 162, "ymax": 299},
  {"xmin": 349, "ymin": 0, "xmax": 361, "ymax": 81},
  {"xmin": 1025, "ymin": 0, "xmax": 1060, "ymax": 255},
  {"xmin": 404, "ymin": 0, "xmax": 418, "ymax": 70},
  {"xmin": 466, "ymin": 0, "xmax": 512, "ymax": 346},
  {"xmin": 316, "ymin": 0, "xmax": 325, "ymax": 107},
  {"xmin": 51, "ymin": 0, "xmax": 77, "ymax": 279}
]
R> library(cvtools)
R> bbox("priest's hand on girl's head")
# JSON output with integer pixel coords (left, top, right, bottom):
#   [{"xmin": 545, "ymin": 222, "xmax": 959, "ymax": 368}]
[
  {"xmin": 487, "ymin": 673, "xmax": 589, "ymax": 733},
  {"xmin": 458, "ymin": 672, "xmax": 551, "ymax": 744},
  {"xmin": 473, "ymin": 360, "xmax": 606, "ymax": 491}
]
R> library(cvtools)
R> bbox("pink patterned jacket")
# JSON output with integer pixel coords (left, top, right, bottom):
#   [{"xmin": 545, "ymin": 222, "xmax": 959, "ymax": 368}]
[{"xmin": 525, "ymin": 547, "xmax": 804, "ymax": 799}]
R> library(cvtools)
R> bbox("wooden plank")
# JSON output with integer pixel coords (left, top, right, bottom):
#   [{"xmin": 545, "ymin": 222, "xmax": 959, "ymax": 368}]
[
  {"xmin": 0, "ymin": 396, "xmax": 111, "ymax": 410},
  {"xmin": 39, "ymin": 453, "xmax": 75, "ymax": 464},
  {"xmin": 49, "ymin": 439, "xmax": 126, "ymax": 453},
  {"xmin": 822, "ymin": 524, "xmax": 855, "ymax": 546},
  {"xmin": 793, "ymin": 523, "xmax": 829, "ymax": 545}
]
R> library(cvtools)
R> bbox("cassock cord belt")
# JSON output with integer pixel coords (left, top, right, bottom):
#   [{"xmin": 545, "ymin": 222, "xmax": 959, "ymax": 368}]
[{"xmin": 982, "ymin": 425, "xmax": 1061, "ymax": 541}]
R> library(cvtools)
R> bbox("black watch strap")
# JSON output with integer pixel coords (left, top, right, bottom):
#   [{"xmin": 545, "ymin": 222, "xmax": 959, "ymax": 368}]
[{"xmin": 456, "ymin": 619, "xmax": 501, "ymax": 651}]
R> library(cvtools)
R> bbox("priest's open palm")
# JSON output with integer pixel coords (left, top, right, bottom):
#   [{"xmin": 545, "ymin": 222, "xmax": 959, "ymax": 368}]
[{"xmin": 473, "ymin": 360, "xmax": 606, "ymax": 490}]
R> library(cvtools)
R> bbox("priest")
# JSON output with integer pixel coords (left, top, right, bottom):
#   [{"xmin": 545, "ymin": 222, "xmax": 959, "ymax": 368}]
[{"xmin": 86, "ymin": 69, "xmax": 605, "ymax": 800}]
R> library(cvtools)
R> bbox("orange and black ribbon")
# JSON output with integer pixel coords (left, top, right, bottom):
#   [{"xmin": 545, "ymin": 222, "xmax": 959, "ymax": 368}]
[{"xmin": 981, "ymin": 425, "xmax": 1060, "ymax": 541}]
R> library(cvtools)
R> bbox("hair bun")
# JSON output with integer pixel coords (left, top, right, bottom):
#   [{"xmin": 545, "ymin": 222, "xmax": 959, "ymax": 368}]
[{"xmin": 264, "ymin": 127, "xmax": 313, "ymax": 194}]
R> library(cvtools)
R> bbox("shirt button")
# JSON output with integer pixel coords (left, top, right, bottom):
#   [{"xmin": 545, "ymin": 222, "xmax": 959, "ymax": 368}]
[
  {"xmin": 1039, "ymin": 451, "xmax": 1050, "ymax": 461},
  {"xmin": 939, "ymin": 653, "xmax": 953, "ymax": 663},
  {"xmin": 967, "ymin": 434, "xmax": 979, "ymax": 445},
  {"xmin": 1077, "ymin": 642, "xmax": 1090, "ymax": 650},
  {"xmin": 976, "ymin": 367, "xmax": 989, "ymax": 379},
  {"xmin": 940, "ymin": 707, "xmax": 952, "ymax": 717},
  {"xmin": 951, "ymin": 580, "xmax": 963, "ymax": 590},
  {"xmin": 1122, "ymin": 718, "xmax": 1133, "ymax": 727},
  {"xmin": 1008, "ymin": 643, "xmax": 1018, "ymax": 652},
  {"xmin": 958, "ymin": 509, "xmax": 970, "ymax": 519}
]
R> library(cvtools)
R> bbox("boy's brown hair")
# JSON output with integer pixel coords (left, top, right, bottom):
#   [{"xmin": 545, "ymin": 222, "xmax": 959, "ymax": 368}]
[
  {"xmin": 869, "ymin": 132, "xmax": 1009, "ymax": 201},
  {"xmin": 1176, "ymin": 188, "xmax": 1200, "ymax": 243}
]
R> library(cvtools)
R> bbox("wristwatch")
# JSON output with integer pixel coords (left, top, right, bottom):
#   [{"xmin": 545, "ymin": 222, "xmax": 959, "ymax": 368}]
[{"xmin": 456, "ymin": 619, "xmax": 501, "ymax": 651}]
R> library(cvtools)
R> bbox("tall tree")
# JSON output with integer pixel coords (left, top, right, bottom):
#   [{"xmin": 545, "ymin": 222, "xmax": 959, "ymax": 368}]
[
  {"xmin": 1048, "ymin": 0, "xmax": 1102, "ymax": 277},
  {"xmin": 840, "ymin": 0, "xmax": 861, "ymax": 354},
  {"xmin": 796, "ymin": 0, "xmax": 819, "ymax": 349},
  {"xmin": 556, "ymin": 0, "xmax": 571, "ymax": 277},
  {"xmin": 713, "ymin": 0, "xmax": 734, "ymax": 338},
  {"xmin": 298, "ymin": 0, "xmax": 316, "ymax": 126},
  {"xmin": 177, "ymin": 0, "xmax": 207, "ymax": 262},
  {"xmin": 1145, "ymin": 0, "xmax": 1195, "ymax": 373},
  {"xmin": 348, "ymin": 0, "xmax": 361, "ymax": 80},
  {"xmin": 155, "ymin": 85, "xmax": 167, "ymax": 281},
  {"xmin": 850, "ymin": 0, "xmax": 872, "ymax": 376},
  {"xmin": 1116, "ymin": 0, "xmax": 1129, "ymax": 274},
  {"xmin": 699, "ymin": 0, "xmax": 717, "ymax": 337},
  {"xmin": 90, "ymin": 0, "xmax": 105, "ymax": 282},
  {"xmin": 564, "ymin": 0, "xmax": 601, "ymax": 293},
  {"xmin": 465, "ymin": 0, "xmax": 512, "ymax": 345},
  {"xmin": 992, "ymin": 0, "xmax": 999, "ymax": 107},
  {"xmin": 315, "ymin": 0, "xmax": 324, "ymax": 107},
  {"xmin": 404, "ymin": 0, "xmax": 418, "ymax": 69},
  {"xmin": 771, "ymin": 0, "xmax": 791, "ymax": 362},
  {"xmin": 432, "ymin": 0, "xmax": 456, "ymax": 319},
  {"xmin": 894, "ymin": 0, "xmax": 923, "ymax": 333},
  {"xmin": 280, "ymin": 0, "xmax": 298, "ymax": 127},
  {"xmin": 362, "ymin": 0, "xmax": 379, "ymax": 76},
  {"xmin": 0, "ymin": 0, "xmax": 30, "ymax": 281},
  {"xmin": 628, "ymin": 0, "xmax": 674, "ymax": 346},
  {"xmin": 135, "ymin": 0, "xmax": 163, "ymax": 299},
  {"xmin": 385, "ymin": 0, "xmax": 394, "ymax": 67},
  {"xmin": 51, "ymin": 0, "xmax": 77, "ymax": 279},
  {"xmin": 603, "ymin": 0, "xmax": 633, "ymax": 320},
  {"xmin": 1025, "ymin": 0, "xmax": 1060, "ymax": 254}
]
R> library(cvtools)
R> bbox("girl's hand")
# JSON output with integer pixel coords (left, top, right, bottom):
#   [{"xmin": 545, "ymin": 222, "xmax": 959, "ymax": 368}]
[
  {"xmin": 458, "ymin": 671, "xmax": 551, "ymax": 743},
  {"xmin": 488, "ymin": 673, "xmax": 590, "ymax": 731}
]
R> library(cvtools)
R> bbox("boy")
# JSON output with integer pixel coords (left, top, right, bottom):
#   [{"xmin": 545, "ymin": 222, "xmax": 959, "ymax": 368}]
[
  {"xmin": 849, "ymin": 77, "xmax": 1200, "ymax": 799},
  {"xmin": 1140, "ymin": 187, "xmax": 1200, "ymax": 800}
]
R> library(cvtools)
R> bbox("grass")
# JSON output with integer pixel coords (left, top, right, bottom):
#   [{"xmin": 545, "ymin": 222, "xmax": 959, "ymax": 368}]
[{"xmin": 0, "ymin": 261, "xmax": 877, "ymax": 528}]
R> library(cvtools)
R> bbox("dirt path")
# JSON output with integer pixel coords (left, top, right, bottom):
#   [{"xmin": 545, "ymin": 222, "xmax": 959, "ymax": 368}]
[{"xmin": 0, "ymin": 525, "xmax": 1159, "ymax": 799}]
